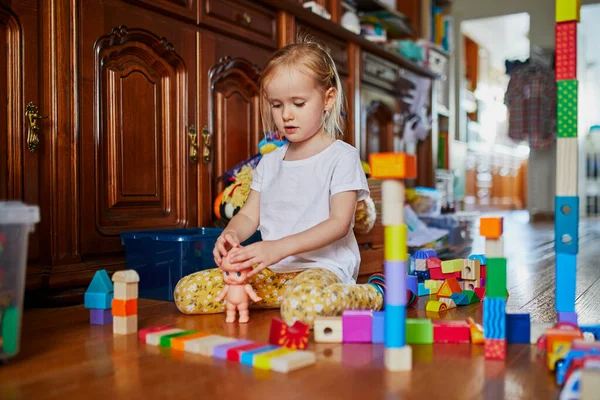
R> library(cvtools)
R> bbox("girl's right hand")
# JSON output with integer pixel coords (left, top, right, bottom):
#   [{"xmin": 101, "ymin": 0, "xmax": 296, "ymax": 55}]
[{"xmin": 213, "ymin": 230, "xmax": 240, "ymax": 266}]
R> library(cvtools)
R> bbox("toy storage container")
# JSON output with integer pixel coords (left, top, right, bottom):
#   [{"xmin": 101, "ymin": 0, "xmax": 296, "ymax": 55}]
[
  {"xmin": 120, "ymin": 228, "xmax": 261, "ymax": 301},
  {"xmin": 0, "ymin": 201, "xmax": 40, "ymax": 361},
  {"xmin": 418, "ymin": 212, "xmax": 479, "ymax": 258}
]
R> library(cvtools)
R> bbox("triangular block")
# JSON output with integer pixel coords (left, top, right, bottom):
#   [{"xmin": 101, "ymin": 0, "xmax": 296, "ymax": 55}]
[
  {"xmin": 437, "ymin": 278, "xmax": 462, "ymax": 298},
  {"xmin": 474, "ymin": 288, "xmax": 486, "ymax": 301},
  {"xmin": 439, "ymin": 297, "xmax": 457, "ymax": 309},
  {"xmin": 450, "ymin": 292, "xmax": 469, "ymax": 306},
  {"xmin": 462, "ymin": 290, "xmax": 480, "ymax": 304},
  {"xmin": 86, "ymin": 269, "xmax": 113, "ymax": 294}
]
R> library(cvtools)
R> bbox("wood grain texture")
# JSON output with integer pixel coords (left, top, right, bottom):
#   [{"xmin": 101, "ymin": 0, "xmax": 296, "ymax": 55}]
[
  {"xmin": 3, "ymin": 212, "xmax": 599, "ymax": 399},
  {"xmin": 556, "ymin": 137, "xmax": 578, "ymax": 196}
]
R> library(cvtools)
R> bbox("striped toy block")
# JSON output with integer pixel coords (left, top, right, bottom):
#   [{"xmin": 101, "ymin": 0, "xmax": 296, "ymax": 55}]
[
  {"xmin": 372, "ymin": 311, "xmax": 385, "ymax": 343},
  {"xmin": 555, "ymin": 22, "xmax": 577, "ymax": 80},
  {"xmin": 556, "ymin": 138, "xmax": 578, "ymax": 196},
  {"xmin": 557, "ymin": 80, "xmax": 578, "ymax": 138},
  {"xmin": 212, "ymin": 339, "xmax": 253, "ymax": 359},
  {"xmin": 186, "ymin": 336, "xmax": 237, "ymax": 356},
  {"xmin": 254, "ymin": 348, "xmax": 293, "ymax": 370},
  {"xmin": 240, "ymin": 345, "xmax": 279, "ymax": 365},
  {"xmin": 483, "ymin": 298, "xmax": 506, "ymax": 340}
]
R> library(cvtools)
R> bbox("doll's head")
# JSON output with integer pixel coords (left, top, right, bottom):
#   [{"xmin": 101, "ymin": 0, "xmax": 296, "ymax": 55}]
[{"xmin": 220, "ymin": 254, "xmax": 253, "ymax": 285}]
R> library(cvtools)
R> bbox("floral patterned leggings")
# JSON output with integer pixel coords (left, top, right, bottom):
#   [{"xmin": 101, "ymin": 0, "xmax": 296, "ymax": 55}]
[{"xmin": 174, "ymin": 267, "xmax": 383, "ymax": 327}]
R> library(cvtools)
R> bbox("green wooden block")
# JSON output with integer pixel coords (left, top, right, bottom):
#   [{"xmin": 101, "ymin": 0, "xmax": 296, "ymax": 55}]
[
  {"xmin": 1, "ymin": 307, "xmax": 20, "ymax": 355},
  {"xmin": 486, "ymin": 258, "xmax": 507, "ymax": 298},
  {"xmin": 159, "ymin": 331, "xmax": 195, "ymax": 347},
  {"xmin": 462, "ymin": 290, "xmax": 480, "ymax": 304},
  {"xmin": 557, "ymin": 80, "xmax": 578, "ymax": 138},
  {"xmin": 406, "ymin": 318, "xmax": 433, "ymax": 344}
]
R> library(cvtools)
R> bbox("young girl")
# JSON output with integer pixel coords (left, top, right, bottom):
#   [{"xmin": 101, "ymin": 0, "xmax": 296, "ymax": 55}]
[{"xmin": 174, "ymin": 38, "xmax": 384, "ymax": 326}]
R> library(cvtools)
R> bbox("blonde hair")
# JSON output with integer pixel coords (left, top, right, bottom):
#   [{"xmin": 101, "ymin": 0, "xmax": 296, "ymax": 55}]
[{"xmin": 259, "ymin": 37, "xmax": 346, "ymax": 139}]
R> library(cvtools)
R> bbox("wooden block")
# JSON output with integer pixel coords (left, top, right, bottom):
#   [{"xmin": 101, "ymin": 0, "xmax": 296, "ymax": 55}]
[
  {"xmin": 437, "ymin": 278, "xmax": 462, "ymax": 298},
  {"xmin": 426, "ymin": 257, "xmax": 442, "ymax": 270},
  {"xmin": 485, "ymin": 237, "xmax": 504, "ymax": 258},
  {"xmin": 462, "ymin": 279, "xmax": 480, "ymax": 290},
  {"xmin": 556, "ymin": 138, "xmax": 579, "ymax": 196},
  {"xmin": 145, "ymin": 328, "xmax": 185, "ymax": 345},
  {"xmin": 438, "ymin": 297, "xmax": 456, "ymax": 309},
  {"xmin": 111, "ymin": 269, "xmax": 140, "ymax": 283},
  {"xmin": 253, "ymin": 347, "xmax": 292, "ymax": 370},
  {"xmin": 484, "ymin": 338, "xmax": 506, "ymax": 360},
  {"xmin": 557, "ymin": 79, "xmax": 578, "ymax": 138},
  {"xmin": 441, "ymin": 259, "xmax": 463, "ymax": 274},
  {"xmin": 462, "ymin": 259, "xmax": 481, "ymax": 280},
  {"xmin": 113, "ymin": 315, "xmax": 138, "ymax": 335},
  {"xmin": 415, "ymin": 258, "xmax": 427, "ymax": 271},
  {"xmin": 425, "ymin": 300, "xmax": 447, "ymax": 312},
  {"xmin": 269, "ymin": 318, "xmax": 309, "ymax": 350},
  {"xmin": 479, "ymin": 217, "xmax": 503, "ymax": 239},
  {"xmin": 556, "ymin": 0, "xmax": 580, "ymax": 22},
  {"xmin": 185, "ymin": 335, "xmax": 236, "ymax": 356},
  {"xmin": 171, "ymin": 332, "xmax": 210, "ymax": 351},
  {"xmin": 381, "ymin": 180, "xmax": 405, "ymax": 225},
  {"xmin": 406, "ymin": 318, "xmax": 434, "ymax": 344},
  {"xmin": 486, "ymin": 258, "xmax": 508, "ymax": 298},
  {"xmin": 343, "ymin": 310, "xmax": 373, "ymax": 343},
  {"xmin": 114, "ymin": 282, "xmax": 138, "ymax": 300},
  {"xmin": 424, "ymin": 279, "xmax": 441, "ymax": 294},
  {"xmin": 369, "ymin": 153, "xmax": 417, "ymax": 179},
  {"xmin": 314, "ymin": 317, "xmax": 343, "ymax": 343},
  {"xmin": 555, "ymin": 22, "xmax": 577, "ymax": 80},
  {"xmin": 582, "ymin": 368, "xmax": 600, "ymax": 399},
  {"xmin": 138, "ymin": 325, "xmax": 172, "ymax": 343},
  {"xmin": 270, "ymin": 351, "xmax": 317, "ymax": 373},
  {"xmin": 159, "ymin": 331, "xmax": 196, "ymax": 347},
  {"xmin": 384, "ymin": 346, "xmax": 412, "ymax": 371},
  {"xmin": 384, "ymin": 225, "xmax": 407, "ymax": 261},
  {"xmin": 433, "ymin": 321, "xmax": 470, "ymax": 343},
  {"xmin": 112, "ymin": 298, "xmax": 138, "ymax": 317}
]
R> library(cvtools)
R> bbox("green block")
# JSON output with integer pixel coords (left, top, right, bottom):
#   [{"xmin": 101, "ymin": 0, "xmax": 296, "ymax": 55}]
[
  {"xmin": 1, "ymin": 307, "xmax": 20, "ymax": 355},
  {"xmin": 159, "ymin": 331, "xmax": 195, "ymax": 347},
  {"xmin": 486, "ymin": 258, "xmax": 507, "ymax": 298},
  {"xmin": 557, "ymin": 80, "xmax": 578, "ymax": 138},
  {"xmin": 406, "ymin": 318, "xmax": 433, "ymax": 344},
  {"xmin": 463, "ymin": 290, "xmax": 480, "ymax": 304}
]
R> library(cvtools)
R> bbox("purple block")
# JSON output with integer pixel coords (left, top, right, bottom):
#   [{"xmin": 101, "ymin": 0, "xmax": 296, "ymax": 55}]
[
  {"xmin": 558, "ymin": 311, "xmax": 578, "ymax": 325},
  {"xmin": 343, "ymin": 310, "xmax": 373, "ymax": 343},
  {"xmin": 212, "ymin": 340, "xmax": 252, "ymax": 359},
  {"xmin": 406, "ymin": 275, "xmax": 418, "ymax": 295},
  {"xmin": 90, "ymin": 308, "xmax": 112, "ymax": 325},
  {"xmin": 384, "ymin": 260, "xmax": 407, "ymax": 306},
  {"xmin": 481, "ymin": 277, "xmax": 486, "ymax": 287}
]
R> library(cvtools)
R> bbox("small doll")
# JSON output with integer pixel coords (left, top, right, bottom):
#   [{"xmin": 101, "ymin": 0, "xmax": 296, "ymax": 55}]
[{"xmin": 215, "ymin": 255, "xmax": 262, "ymax": 323}]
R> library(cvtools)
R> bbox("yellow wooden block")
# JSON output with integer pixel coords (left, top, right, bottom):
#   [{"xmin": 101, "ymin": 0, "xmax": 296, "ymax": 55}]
[
  {"xmin": 384, "ymin": 346, "xmax": 412, "ymax": 371},
  {"xmin": 253, "ymin": 347, "xmax": 292, "ymax": 370},
  {"xmin": 424, "ymin": 280, "xmax": 441, "ymax": 293},
  {"xmin": 425, "ymin": 300, "xmax": 447, "ymax": 312},
  {"xmin": 369, "ymin": 153, "xmax": 417, "ymax": 180},
  {"xmin": 441, "ymin": 259, "xmax": 463, "ymax": 274},
  {"xmin": 384, "ymin": 224, "xmax": 408, "ymax": 261},
  {"xmin": 556, "ymin": 0, "xmax": 580, "ymax": 22}
]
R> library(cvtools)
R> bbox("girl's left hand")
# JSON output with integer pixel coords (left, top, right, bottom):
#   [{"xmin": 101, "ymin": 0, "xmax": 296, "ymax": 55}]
[{"xmin": 228, "ymin": 241, "xmax": 285, "ymax": 277}]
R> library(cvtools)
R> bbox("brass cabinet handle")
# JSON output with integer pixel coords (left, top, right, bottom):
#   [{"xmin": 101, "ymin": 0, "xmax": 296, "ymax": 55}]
[
  {"xmin": 240, "ymin": 12, "xmax": 252, "ymax": 25},
  {"xmin": 202, "ymin": 125, "xmax": 212, "ymax": 163},
  {"xmin": 25, "ymin": 102, "xmax": 48, "ymax": 153},
  {"xmin": 188, "ymin": 125, "xmax": 198, "ymax": 163}
]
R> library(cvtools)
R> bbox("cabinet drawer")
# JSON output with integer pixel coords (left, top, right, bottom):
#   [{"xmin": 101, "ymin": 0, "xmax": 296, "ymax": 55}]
[
  {"xmin": 362, "ymin": 52, "xmax": 418, "ymax": 93},
  {"xmin": 202, "ymin": 0, "xmax": 277, "ymax": 48}
]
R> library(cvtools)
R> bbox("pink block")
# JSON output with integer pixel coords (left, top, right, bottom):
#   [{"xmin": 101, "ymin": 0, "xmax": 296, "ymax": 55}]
[
  {"xmin": 138, "ymin": 325, "xmax": 172, "ymax": 343},
  {"xmin": 342, "ymin": 310, "xmax": 373, "ymax": 343}
]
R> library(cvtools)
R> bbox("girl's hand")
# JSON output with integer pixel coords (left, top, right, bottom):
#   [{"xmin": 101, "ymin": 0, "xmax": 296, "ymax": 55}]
[
  {"xmin": 228, "ymin": 241, "xmax": 285, "ymax": 278},
  {"xmin": 213, "ymin": 230, "xmax": 240, "ymax": 266}
]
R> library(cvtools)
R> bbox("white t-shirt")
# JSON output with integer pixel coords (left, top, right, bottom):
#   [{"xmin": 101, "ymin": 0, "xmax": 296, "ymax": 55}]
[{"xmin": 250, "ymin": 140, "xmax": 370, "ymax": 283}]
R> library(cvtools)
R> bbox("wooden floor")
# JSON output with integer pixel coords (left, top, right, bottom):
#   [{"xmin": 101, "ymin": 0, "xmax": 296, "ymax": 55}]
[{"xmin": 2, "ymin": 211, "xmax": 600, "ymax": 399}]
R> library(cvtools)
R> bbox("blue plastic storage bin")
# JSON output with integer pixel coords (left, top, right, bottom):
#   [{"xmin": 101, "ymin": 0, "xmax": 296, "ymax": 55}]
[{"xmin": 120, "ymin": 228, "xmax": 261, "ymax": 301}]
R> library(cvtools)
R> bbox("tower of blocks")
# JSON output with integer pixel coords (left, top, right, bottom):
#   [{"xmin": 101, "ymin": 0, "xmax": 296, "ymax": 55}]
[
  {"xmin": 480, "ymin": 217, "xmax": 507, "ymax": 360},
  {"xmin": 555, "ymin": 0, "xmax": 580, "ymax": 325},
  {"xmin": 369, "ymin": 152, "xmax": 417, "ymax": 371},
  {"xmin": 84, "ymin": 270, "xmax": 114, "ymax": 325},
  {"xmin": 111, "ymin": 270, "xmax": 139, "ymax": 335}
]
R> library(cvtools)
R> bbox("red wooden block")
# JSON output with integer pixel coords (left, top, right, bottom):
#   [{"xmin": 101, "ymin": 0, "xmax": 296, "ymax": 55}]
[
  {"xmin": 426, "ymin": 257, "xmax": 442, "ymax": 270},
  {"xmin": 433, "ymin": 320, "xmax": 470, "ymax": 343},
  {"xmin": 429, "ymin": 267, "xmax": 461, "ymax": 281},
  {"xmin": 481, "ymin": 265, "xmax": 486, "ymax": 278},
  {"xmin": 475, "ymin": 288, "xmax": 486, "ymax": 301},
  {"xmin": 138, "ymin": 325, "xmax": 171, "ymax": 343},
  {"xmin": 556, "ymin": 21, "xmax": 577, "ymax": 81},
  {"xmin": 269, "ymin": 318, "xmax": 309, "ymax": 350},
  {"xmin": 226, "ymin": 342, "xmax": 265, "ymax": 362},
  {"xmin": 484, "ymin": 338, "xmax": 506, "ymax": 360}
]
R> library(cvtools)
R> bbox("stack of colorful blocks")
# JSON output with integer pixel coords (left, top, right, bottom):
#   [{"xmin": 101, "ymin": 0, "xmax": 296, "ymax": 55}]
[
  {"xmin": 84, "ymin": 270, "xmax": 114, "ymax": 325},
  {"xmin": 111, "ymin": 270, "xmax": 139, "ymax": 335},
  {"xmin": 138, "ymin": 325, "xmax": 316, "ymax": 373}
]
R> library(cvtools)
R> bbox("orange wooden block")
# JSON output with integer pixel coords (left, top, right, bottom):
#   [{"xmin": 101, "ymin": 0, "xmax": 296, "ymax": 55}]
[
  {"xmin": 555, "ymin": 22, "xmax": 577, "ymax": 80},
  {"xmin": 112, "ymin": 298, "xmax": 137, "ymax": 317},
  {"xmin": 479, "ymin": 217, "xmax": 503, "ymax": 239},
  {"xmin": 369, "ymin": 153, "xmax": 417, "ymax": 180},
  {"xmin": 437, "ymin": 278, "xmax": 462, "ymax": 298}
]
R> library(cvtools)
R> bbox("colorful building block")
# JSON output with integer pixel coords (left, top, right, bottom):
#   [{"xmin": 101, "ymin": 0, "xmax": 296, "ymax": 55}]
[
  {"xmin": 466, "ymin": 317, "xmax": 484, "ymax": 344},
  {"xmin": 556, "ymin": 252, "xmax": 577, "ymax": 312},
  {"xmin": 484, "ymin": 338, "xmax": 506, "ymax": 360},
  {"xmin": 439, "ymin": 297, "xmax": 457, "ymax": 309},
  {"xmin": 269, "ymin": 351, "xmax": 317, "ymax": 373},
  {"xmin": 90, "ymin": 308, "xmax": 112, "ymax": 325},
  {"xmin": 558, "ymin": 311, "xmax": 578, "ymax": 325},
  {"xmin": 112, "ymin": 298, "xmax": 138, "ymax": 317},
  {"xmin": 555, "ymin": 196, "xmax": 579, "ymax": 254},
  {"xmin": 384, "ymin": 225, "xmax": 408, "ymax": 261},
  {"xmin": 314, "ymin": 317, "xmax": 343, "ymax": 343},
  {"xmin": 441, "ymin": 259, "xmax": 463, "ymax": 274},
  {"xmin": 557, "ymin": 79, "xmax": 578, "ymax": 138},
  {"xmin": 479, "ymin": 217, "xmax": 503, "ymax": 239},
  {"xmin": 433, "ymin": 321, "xmax": 470, "ymax": 343},
  {"xmin": 240, "ymin": 345, "xmax": 279, "ymax": 366},
  {"xmin": 485, "ymin": 237, "xmax": 505, "ymax": 258},
  {"xmin": 426, "ymin": 257, "xmax": 442, "ymax": 269},
  {"xmin": 384, "ymin": 305, "xmax": 406, "ymax": 347},
  {"xmin": 385, "ymin": 261, "xmax": 407, "ymax": 305},
  {"xmin": 384, "ymin": 346, "xmax": 412, "ymax": 371},
  {"xmin": 84, "ymin": 291, "xmax": 113, "ymax": 310},
  {"xmin": 506, "ymin": 313, "xmax": 530, "ymax": 344},
  {"xmin": 159, "ymin": 331, "xmax": 195, "ymax": 347},
  {"xmin": 555, "ymin": 21, "xmax": 577, "ymax": 81},
  {"xmin": 406, "ymin": 274, "xmax": 418, "ymax": 295},
  {"xmin": 462, "ymin": 259, "xmax": 481, "ymax": 281},
  {"xmin": 372, "ymin": 311, "xmax": 385, "ymax": 343},
  {"xmin": 369, "ymin": 153, "xmax": 417, "ymax": 179},
  {"xmin": 114, "ymin": 281, "xmax": 138, "ymax": 300},
  {"xmin": 113, "ymin": 315, "xmax": 138, "ymax": 335},
  {"xmin": 413, "ymin": 248, "xmax": 437, "ymax": 259},
  {"xmin": 462, "ymin": 290, "xmax": 480, "ymax": 304},
  {"xmin": 145, "ymin": 328, "xmax": 185, "ymax": 345},
  {"xmin": 226, "ymin": 342, "xmax": 267, "ymax": 362},
  {"xmin": 381, "ymin": 180, "xmax": 405, "ymax": 225},
  {"xmin": 469, "ymin": 254, "xmax": 487, "ymax": 265},
  {"xmin": 424, "ymin": 279, "xmax": 441, "ymax": 293},
  {"xmin": 556, "ymin": 138, "xmax": 578, "ymax": 196},
  {"xmin": 429, "ymin": 267, "xmax": 461, "ymax": 280},
  {"xmin": 86, "ymin": 270, "xmax": 114, "ymax": 295},
  {"xmin": 254, "ymin": 347, "xmax": 293, "ymax": 370},
  {"xmin": 486, "ymin": 258, "xmax": 507, "ymax": 298},
  {"xmin": 415, "ymin": 258, "xmax": 427, "ymax": 271},
  {"xmin": 343, "ymin": 310, "xmax": 373, "ymax": 343},
  {"xmin": 417, "ymin": 283, "xmax": 430, "ymax": 296},
  {"xmin": 269, "ymin": 318, "xmax": 309, "ymax": 350},
  {"xmin": 425, "ymin": 300, "xmax": 447, "ymax": 312},
  {"xmin": 171, "ymin": 332, "xmax": 211, "ymax": 351},
  {"xmin": 406, "ymin": 318, "xmax": 433, "ymax": 344},
  {"xmin": 415, "ymin": 270, "xmax": 430, "ymax": 281},
  {"xmin": 484, "ymin": 297, "xmax": 506, "ymax": 340},
  {"xmin": 1, "ymin": 307, "xmax": 19, "ymax": 355},
  {"xmin": 188, "ymin": 336, "xmax": 237, "ymax": 356},
  {"xmin": 212, "ymin": 339, "xmax": 253, "ymax": 359},
  {"xmin": 556, "ymin": 0, "xmax": 580, "ymax": 23},
  {"xmin": 450, "ymin": 292, "xmax": 469, "ymax": 306},
  {"xmin": 474, "ymin": 288, "xmax": 486, "ymax": 300},
  {"xmin": 437, "ymin": 278, "xmax": 462, "ymax": 298},
  {"xmin": 139, "ymin": 325, "xmax": 172, "ymax": 343}
]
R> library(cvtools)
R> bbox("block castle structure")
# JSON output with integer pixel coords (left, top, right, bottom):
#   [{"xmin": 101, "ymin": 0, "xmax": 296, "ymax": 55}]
[
  {"xmin": 554, "ymin": 0, "xmax": 580, "ymax": 325},
  {"xmin": 369, "ymin": 152, "xmax": 417, "ymax": 371}
]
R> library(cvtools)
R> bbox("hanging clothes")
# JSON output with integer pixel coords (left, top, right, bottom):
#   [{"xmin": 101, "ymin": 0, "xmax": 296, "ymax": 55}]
[{"xmin": 504, "ymin": 62, "xmax": 557, "ymax": 149}]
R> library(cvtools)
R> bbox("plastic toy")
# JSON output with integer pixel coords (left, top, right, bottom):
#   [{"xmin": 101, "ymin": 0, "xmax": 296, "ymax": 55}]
[{"xmin": 215, "ymin": 255, "xmax": 262, "ymax": 323}]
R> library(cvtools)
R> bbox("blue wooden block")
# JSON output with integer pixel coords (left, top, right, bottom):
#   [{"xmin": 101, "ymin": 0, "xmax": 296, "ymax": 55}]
[
  {"xmin": 417, "ymin": 283, "xmax": 430, "ymax": 296},
  {"xmin": 558, "ymin": 311, "xmax": 578, "ymax": 325},
  {"xmin": 240, "ymin": 345, "xmax": 278, "ymax": 366},
  {"xmin": 556, "ymin": 252, "xmax": 576, "ymax": 312},
  {"xmin": 580, "ymin": 325, "xmax": 600, "ymax": 339},
  {"xmin": 415, "ymin": 270, "xmax": 430, "ymax": 282},
  {"xmin": 86, "ymin": 269, "xmax": 113, "ymax": 294},
  {"xmin": 450, "ymin": 292, "xmax": 469, "ymax": 306},
  {"xmin": 372, "ymin": 311, "xmax": 385, "ymax": 343},
  {"xmin": 469, "ymin": 254, "xmax": 487, "ymax": 265},
  {"xmin": 555, "ymin": 196, "xmax": 579, "ymax": 254},
  {"xmin": 413, "ymin": 249, "xmax": 437, "ymax": 259},
  {"xmin": 84, "ymin": 291, "xmax": 113, "ymax": 309},
  {"xmin": 406, "ymin": 275, "xmax": 418, "ymax": 295},
  {"xmin": 384, "ymin": 304, "xmax": 406, "ymax": 348},
  {"xmin": 483, "ymin": 297, "xmax": 506, "ymax": 340},
  {"xmin": 506, "ymin": 313, "xmax": 530, "ymax": 343}
]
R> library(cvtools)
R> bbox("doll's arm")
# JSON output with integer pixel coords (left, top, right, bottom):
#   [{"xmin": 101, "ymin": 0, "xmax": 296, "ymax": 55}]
[
  {"xmin": 215, "ymin": 285, "xmax": 229, "ymax": 302},
  {"xmin": 244, "ymin": 284, "xmax": 262, "ymax": 302}
]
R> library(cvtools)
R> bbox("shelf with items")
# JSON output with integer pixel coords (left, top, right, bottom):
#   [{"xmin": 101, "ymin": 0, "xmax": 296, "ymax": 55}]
[{"xmin": 354, "ymin": 0, "xmax": 414, "ymax": 39}]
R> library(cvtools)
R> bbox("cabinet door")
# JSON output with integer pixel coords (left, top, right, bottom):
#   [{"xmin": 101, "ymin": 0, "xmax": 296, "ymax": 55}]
[
  {"xmin": 0, "ymin": 2, "xmax": 45, "ymax": 288},
  {"xmin": 80, "ymin": 1, "xmax": 198, "ymax": 256},
  {"xmin": 199, "ymin": 32, "xmax": 271, "ymax": 223},
  {"xmin": 122, "ymin": 0, "xmax": 197, "ymax": 23}
]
